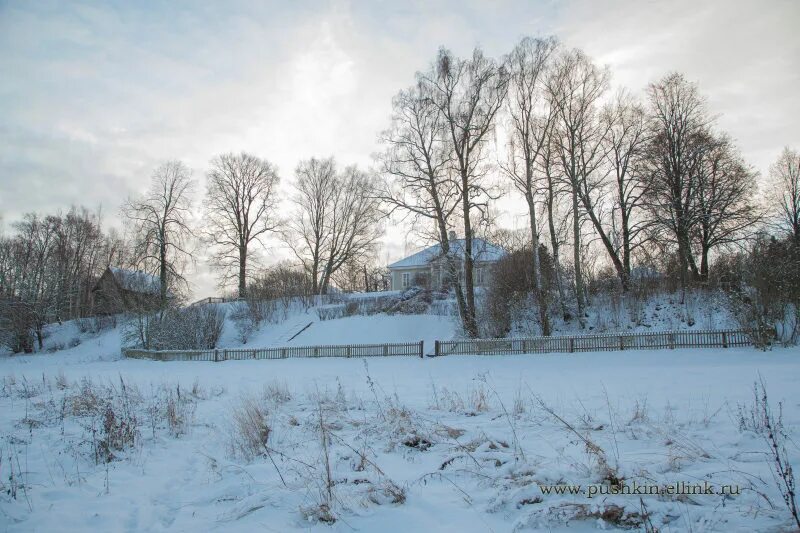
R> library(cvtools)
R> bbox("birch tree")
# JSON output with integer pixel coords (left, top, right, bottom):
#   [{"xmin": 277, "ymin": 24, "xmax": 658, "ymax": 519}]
[
  {"xmin": 377, "ymin": 81, "xmax": 469, "ymax": 326},
  {"xmin": 502, "ymin": 36, "xmax": 558, "ymax": 334},
  {"xmin": 421, "ymin": 47, "xmax": 509, "ymax": 337},
  {"xmin": 546, "ymin": 49, "xmax": 609, "ymax": 324},
  {"xmin": 539, "ymin": 129, "xmax": 571, "ymax": 318}
]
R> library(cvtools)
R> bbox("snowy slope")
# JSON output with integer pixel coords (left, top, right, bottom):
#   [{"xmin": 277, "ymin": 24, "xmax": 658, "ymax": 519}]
[{"xmin": 222, "ymin": 313, "xmax": 456, "ymax": 351}]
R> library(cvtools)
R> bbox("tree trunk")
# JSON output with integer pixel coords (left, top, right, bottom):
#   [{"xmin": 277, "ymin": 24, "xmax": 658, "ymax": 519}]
[
  {"xmin": 687, "ymin": 244, "xmax": 700, "ymax": 281},
  {"xmin": 582, "ymin": 197, "xmax": 628, "ymax": 291},
  {"xmin": 526, "ymin": 193, "xmax": 551, "ymax": 336},
  {"xmin": 461, "ymin": 177, "xmax": 478, "ymax": 337},
  {"xmin": 310, "ymin": 251, "xmax": 320, "ymax": 294},
  {"xmin": 700, "ymin": 244, "xmax": 710, "ymax": 282},
  {"xmin": 571, "ymin": 187, "xmax": 585, "ymax": 325},
  {"xmin": 621, "ymin": 209, "xmax": 632, "ymax": 289},
  {"xmin": 435, "ymin": 210, "xmax": 469, "ymax": 338},
  {"xmin": 320, "ymin": 262, "xmax": 333, "ymax": 295},
  {"xmin": 676, "ymin": 229, "xmax": 691, "ymax": 302},
  {"xmin": 159, "ymin": 228, "xmax": 168, "ymax": 307},
  {"xmin": 36, "ymin": 324, "xmax": 43, "ymax": 351},
  {"xmin": 238, "ymin": 245, "xmax": 247, "ymax": 298},
  {"xmin": 546, "ymin": 182, "xmax": 568, "ymax": 319}
]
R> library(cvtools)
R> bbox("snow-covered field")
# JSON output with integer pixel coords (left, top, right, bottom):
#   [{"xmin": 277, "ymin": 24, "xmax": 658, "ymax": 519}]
[{"xmin": 2, "ymin": 317, "xmax": 799, "ymax": 532}]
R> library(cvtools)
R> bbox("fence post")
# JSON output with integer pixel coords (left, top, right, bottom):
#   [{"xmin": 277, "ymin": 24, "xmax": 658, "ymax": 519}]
[
  {"xmin": 419, "ymin": 340, "xmax": 424, "ymax": 359},
  {"xmin": 722, "ymin": 331, "xmax": 728, "ymax": 348},
  {"xmin": 383, "ymin": 344, "xmax": 388, "ymax": 356},
  {"xmin": 346, "ymin": 346, "xmax": 351, "ymax": 358},
  {"xmin": 435, "ymin": 340, "xmax": 440, "ymax": 357},
  {"xmin": 214, "ymin": 349, "xmax": 219, "ymax": 362},
  {"xmin": 223, "ymin": 349, "xmax": 228, "ymax": 361},
  {"xmin": 619, "ymin": 335, "xmax": 624, "ymax": 351},
  {"xmin": 569, "ymin": 338, "xmax": 574, "ymax": 353}
]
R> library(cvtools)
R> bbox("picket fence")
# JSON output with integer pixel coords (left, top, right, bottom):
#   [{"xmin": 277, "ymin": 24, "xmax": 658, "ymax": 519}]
[
  {"xmin": 123, "ymin": 329, "xmax": 756, "ymax": 362},
  {"xmin": 123, "ymin": 341, "xmax": 424, "ymax": 362},
  {"xmin": 434, "ymin": 328, "xmax": 752, "ymax": 356}
]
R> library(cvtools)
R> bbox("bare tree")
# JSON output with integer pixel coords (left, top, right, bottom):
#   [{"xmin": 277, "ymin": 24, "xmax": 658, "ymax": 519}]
[
  {"xmin": 768, "ymin": 147, "xmax": 800, "ymax": 242},
  {"xmin": 421, "ymin": 47, "xmax": 509, "ymax": 337},
  {"xmin": 205, "ymin": 152, "xmax": 280, "ymax": 298},
  {"xmin": 0, "ymin": 206, "xmax": 127, "ymax": 352},
  {"xmin": 502, "ymin": 36, "xmax": 558, "ymax": 335},
  {"xmin": 321, "ymin": 165, "xmax": 383, "ymax": 293},
  {"xmin": 287, "ymin": 157, "xmax": 336, "ymax": 294},
  {"xmin": 546, "ymin": 48, "xmax": 609, "ymax": 324},
  {"xmin": 376, "ymin": 81, "xmax": 469, "ymax": 326},
  {"xmin": 539, "ymin": 131, "xmax": 571, "ymax": 318},
  {"xmin": 577, "ymin": 90, "xmax": 651, "ymax": 291},
  {"xmin": 287, "ymin": 158, "xmax": 383, "ymax": 294},
  {"xmin": 123, "ymin": 161, "xmax": 195, "ymax": 305},
  {"xmin": 643, "ymin": 73, "xmax": 710, "ymax": 297},
  {"xmin": 693, "ymin": 133, "xmax": 760, "ymax": 279},
  {"xmin": 4, "ymin": 213, "xmax": 55, "ymax": 349}
]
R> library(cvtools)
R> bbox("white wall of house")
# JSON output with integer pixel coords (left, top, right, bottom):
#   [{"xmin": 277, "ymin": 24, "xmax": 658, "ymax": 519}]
[
  {"xmin": 390, "ymin": 268, "xmax": 424, "ymax": 291},
  {"xmin": 389, "ymin": 262, "xmax": 492, "ymax": 291}
]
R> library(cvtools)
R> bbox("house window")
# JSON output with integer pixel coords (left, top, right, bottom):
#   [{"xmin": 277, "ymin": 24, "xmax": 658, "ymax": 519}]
[
  {"xmin": 402, "ymin": 272, "xmax": 411, "ymax": 288},
  {"xmin": 475, "ymin": 267, "xmax": 485, "ymax": 285}
]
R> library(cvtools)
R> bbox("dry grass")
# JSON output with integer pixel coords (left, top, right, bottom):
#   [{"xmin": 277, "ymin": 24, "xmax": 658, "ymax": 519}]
[
  {"xmin": 229, "ymin": 395, "xmax": 272, "ymax": 462},
  {"xmin": 263, "ymin": 381, "xmax": 292, "ymax": 405}
]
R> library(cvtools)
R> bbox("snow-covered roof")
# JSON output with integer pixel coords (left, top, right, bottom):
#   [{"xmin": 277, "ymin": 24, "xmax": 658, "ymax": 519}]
[
  {"xmin": 108, "ymin": 267, "xmax": 162, "ymax": 295},
  {"xmin": 388, "ymin": 238, "xmax": 506, "ymax": 269}
]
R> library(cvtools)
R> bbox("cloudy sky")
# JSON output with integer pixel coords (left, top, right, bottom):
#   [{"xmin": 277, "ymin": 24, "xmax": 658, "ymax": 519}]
[{"xmin": 1, "ymin": 0, "xmax": 798, "ymax": 298}]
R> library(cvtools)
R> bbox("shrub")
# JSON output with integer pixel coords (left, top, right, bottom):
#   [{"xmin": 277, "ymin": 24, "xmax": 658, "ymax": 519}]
[
  {"xmin": 483, "ymin": 245, "xmax": 555, "ymax": 337},
  {"xmin": 230, "ymin": 301, "xmax": 257, "ymax": 344},
  {"xmin": 0, "ymin": 300, "xmax": 36, "ymax": 353},
  {"xmin": 122, "ymin": 305, "xmax": 226, "ymax": 350},
  {"xmin": 77, "ymin": 315, "xmax": 117, "ymax": 334}
]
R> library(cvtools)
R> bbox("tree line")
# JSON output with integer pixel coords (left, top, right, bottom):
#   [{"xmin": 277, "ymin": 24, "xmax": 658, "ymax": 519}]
[
  {"xmin": 0, "ymin": 152, "xmax": 385, "ymax": 351},
  {"xmin": 378, "ymin": 37, "xmax": 797, "ymax": 337},
  {"xmin": 2, "ymin": 35, "xmax": 799, "ymax": 350}
]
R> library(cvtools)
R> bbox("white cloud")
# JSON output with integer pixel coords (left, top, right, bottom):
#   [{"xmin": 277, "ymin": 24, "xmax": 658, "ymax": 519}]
[{"xmin": 1, "ymin": 0, "xmax": 798, "ymax": 298}]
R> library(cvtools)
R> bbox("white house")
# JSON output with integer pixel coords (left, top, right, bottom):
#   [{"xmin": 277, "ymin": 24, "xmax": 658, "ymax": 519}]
[{"xmin": 387, "ymin": 238, "xmax": 506, "ymax": 291}]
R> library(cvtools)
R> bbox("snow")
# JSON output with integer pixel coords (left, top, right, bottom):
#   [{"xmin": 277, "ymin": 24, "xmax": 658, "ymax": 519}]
[
  {"xmin": 213, "ymin": 305, "xmax": 456, "ymax": 350},
  {"xmin": 514, "ymin": 290, "xmax": 739, "ymax": 337},
  {"xmin": 242, "ymin": 314, "xmax": 455, "ymax": 350},
  {"xmin": 2, "ymin": 314, "xmax": 800, "ymax": 532},
  {"xmin": 388, "ymin": 238, "xmax": 506, "ymax": 269}
]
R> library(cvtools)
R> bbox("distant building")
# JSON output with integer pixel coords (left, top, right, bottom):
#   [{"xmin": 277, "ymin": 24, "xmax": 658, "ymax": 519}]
[
  {"xmin": 387, "ymin": 237, "xmax": 505, "ymax": 291},
  {"xmin": 91, "ymin": 267, "xmax": 166, "ymax": 314}
]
